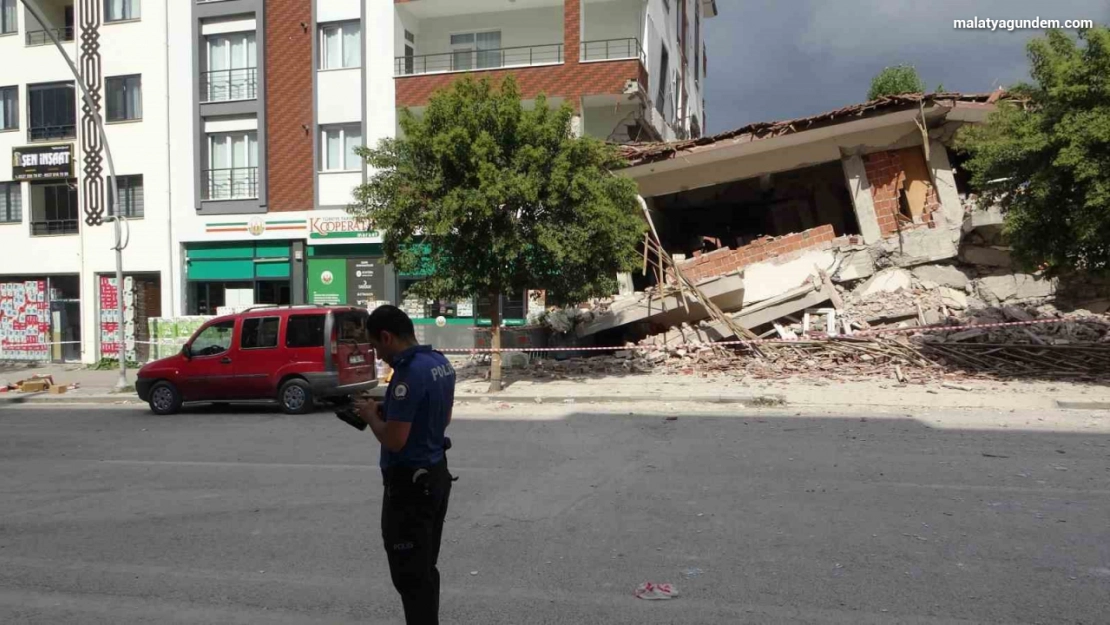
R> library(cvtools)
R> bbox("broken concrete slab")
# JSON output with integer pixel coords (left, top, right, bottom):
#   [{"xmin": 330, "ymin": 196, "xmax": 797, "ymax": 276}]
[
  {"xmin": 577, "ymin": 273, "xmax": 745, "ymax": 338},
  {"xmin": 937, "ymin": 286, "xmax": 968, "ymax": 310},
  {"xmin": 912, "ymin": 264, "xmax": 970, "ymax": 290},
  {"xmin": 880, "ymin": 228, "xmax": 959, "ymax": 268},
  {"xmin": 742, "ymin": 250, "xmax": 837, "ymax": 306},
  {"xmin": 1014, "ymin": 273, "xmax": 1057, "ymax": 300},
  {"xmin": 959, "ymin": 245, "xmax": 1013, "ymax": 268},
  {"xmin": 856, "ymin": 268, "xmax": 913, "ymax": 298},
  {"xmin": 975, "ymin": 274, "xmax": 1018, "ymax": 304},
  {"xmin": 962, "ymin": 204, "xmax": 1005, "ymax": 233},
  {"xmin": 832, "ymin": 249, "xmax": 876, "ymax": 282},
  {"xmin": 701, "ymin": 283, "xmax": 834, "ymax": 341}
]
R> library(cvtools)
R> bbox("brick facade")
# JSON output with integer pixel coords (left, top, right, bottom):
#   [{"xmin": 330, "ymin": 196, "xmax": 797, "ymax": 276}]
[
  {"xmin": 676, "ymin": 225, "xmax": 864, "ymax": 284},
  {"xmin": 265, "ymin": 0, "xmax": 314, "ymax": 213},
  {"xmin": 394, "ymin": 0, "xmax": 649, "ymax": 109},
  {"xmin": 863, "ymin": 148, "xmax": 941, "ymax": 237}
]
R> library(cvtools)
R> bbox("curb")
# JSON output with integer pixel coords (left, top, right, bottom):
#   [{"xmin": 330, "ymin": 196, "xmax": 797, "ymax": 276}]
[
  {"xmin": 0, "ymin": 393, "xmax": 788, "ymax": 407},
  {"xmin": 1055, "ymin": 399, "xmax": 1110, "ymax": 410}
]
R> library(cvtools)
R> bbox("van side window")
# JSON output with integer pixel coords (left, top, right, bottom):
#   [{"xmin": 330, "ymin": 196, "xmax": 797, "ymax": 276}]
[
  {"xmin": 286, "ymin": 315, "xmax": 326, "ymax": 348},
  {"xmin": 191, "ymin": 320, "xmax": 235, "ymax": 357},
  {"xmin": 241, "ymin": 317, "xmax": 280, "ymax": 350},
  {"xmin": 336, "ymin": 310, "xmax": 371, "ymax": 343}
]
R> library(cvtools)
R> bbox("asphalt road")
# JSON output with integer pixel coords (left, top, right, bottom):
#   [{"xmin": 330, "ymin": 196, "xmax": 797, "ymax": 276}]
[{"xmin": 1, "ymin": 402, "xmax": 1108, "ymax": 624}]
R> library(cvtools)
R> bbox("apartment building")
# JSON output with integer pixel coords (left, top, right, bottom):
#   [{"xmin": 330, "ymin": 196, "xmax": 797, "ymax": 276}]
[
  {"xmin": 0, "ymin": 0, "xmax": 174, "ymax": 364},
  {"xmin": 167, "ymin": 0, "xmax": 397, "ymax": 321},
  {"xmin": 394, "ymin": 0, "xmax": 718, "ymax": 143}
]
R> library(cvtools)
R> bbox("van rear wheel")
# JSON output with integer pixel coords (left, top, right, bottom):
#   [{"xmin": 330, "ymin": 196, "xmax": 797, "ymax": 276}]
[{"xmin": 279, "ymin": 379, "xmax": 314, "ymax": 415}]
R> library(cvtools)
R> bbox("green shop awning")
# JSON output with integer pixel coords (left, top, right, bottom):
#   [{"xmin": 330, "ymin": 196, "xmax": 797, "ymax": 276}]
[{"xmin": 186, "ymin": 242, "xmax": 291, "ymax": 281}]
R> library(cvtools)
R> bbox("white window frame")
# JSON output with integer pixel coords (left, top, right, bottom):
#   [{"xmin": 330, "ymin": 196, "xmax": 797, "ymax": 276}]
[
  {"xmin": 318, "ymin": 20, "xmax": 361, "ymax": 70},
  {"xmin": 449, "ymin": 30, "xmax": 501, "ymax": 71},
  {"xmin": 206, "ymin": 131, "xmax": 258, "ymax": 200},
  {"xmin": 320, "ymin": 124, "xmax": 362, "ymax": 172},
  {"xmin": 205, "ymin": 32, "xmax": 257, "ymax": 102},
  {"xmin": 104, "ymin": 0, "xmax": 140, "ymax": 23}
]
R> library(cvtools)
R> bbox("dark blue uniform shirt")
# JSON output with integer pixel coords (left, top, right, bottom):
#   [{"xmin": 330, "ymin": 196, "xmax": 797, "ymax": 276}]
[{"xmin": 380, "ymin": 345, "xmax": 455, "ymax": 470}]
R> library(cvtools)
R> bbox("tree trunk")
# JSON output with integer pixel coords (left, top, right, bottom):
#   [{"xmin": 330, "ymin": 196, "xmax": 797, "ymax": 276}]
[{"xmin": 488, "ymin": 290, "xmax": 503, "ymax": 393}]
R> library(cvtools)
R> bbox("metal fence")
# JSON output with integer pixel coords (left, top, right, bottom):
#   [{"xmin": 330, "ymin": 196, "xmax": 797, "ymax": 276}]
[
  {"xmin": 579, "ymin": 38, "xmax": 644, "ymax": 63},
  {"xmin": 202, "ymin": 167, "xmax": 259, "ymax": 201},
  {"xmin": 201, "ymin": 68, "xmax": 258, "ymax": 103},
  {"xmin": 395, "ymin": 43, "xmax": 564, "ymax": 76}
]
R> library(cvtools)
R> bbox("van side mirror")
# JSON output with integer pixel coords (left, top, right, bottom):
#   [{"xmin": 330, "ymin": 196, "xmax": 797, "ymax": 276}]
[{"xmin": 182, "ymin": 345, "xmax": 192, "ymax": 360}]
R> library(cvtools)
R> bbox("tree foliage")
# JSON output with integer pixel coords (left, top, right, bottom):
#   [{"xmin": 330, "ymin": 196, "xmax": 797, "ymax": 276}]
[
  {"xmin": 955, "ymin": 27, "xmax": 1110, "ymax": 274},
  {"xmin": 349, "ymin": 76, "xmax": 646, "ymax": 306},
  {"xmin": 867, "ymin": 64, "xmax": 927, "ymax": 100}
]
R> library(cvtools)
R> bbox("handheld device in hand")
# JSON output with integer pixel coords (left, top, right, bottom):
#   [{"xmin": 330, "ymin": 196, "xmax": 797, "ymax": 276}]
[{"xmin": 334, "ymin": 406, "xmax": 368, "ymax": 431}]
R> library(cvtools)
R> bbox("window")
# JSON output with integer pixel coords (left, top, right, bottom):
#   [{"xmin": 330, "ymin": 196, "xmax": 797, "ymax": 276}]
[
  {"xmin": 104, "ymin": 0, "xmax": 139, "ymax": 23},
  {"xmin": 319, "ymin": 21, "xmax": 360, "ymax": 69},
  {"xmin": 106, "ymin": 75, "xmax": 141, "ymax": 122},
  {"xmin": 694, "ymin": 7, "xmax": 701, "ymax": 84},
  {"xmin": 0, "ymin": 86, "xmax": 16, "ymax": 130},
  {"xmin": 28, "ymin": 82, "xmax": 75, "ymax": 141},
  {"xmin": 321, "ymin": 124, "xmax": 362, "ymax": 171},
  {"xmin": 1, "ymin": 0, "xmax": 16, "ymax": 34},
  {"xmin": 241, "ymin": 316, "xmax": 280, "ymax": 349},
  {"xmin": 336, "ymin": 310, "xmax": 371, "ymax": 343},
  {"xmin": 0, "ymin": 182, "xmax": 20, "ymax": 224},
  {"xmin": 108, "ymin": 175, "xmax": 143, "ymax": 219},
  {"xmin": 286, "ymin": 314, "xmax": 325, "ymax": 348},
  {"xmin": 190, "ymin": 320, "xmax": 234, "ymax": 357},
  {"xmin": 30, "ymin": 180, "xmax": 78, "ymax": 236},
  {"xmin": 205, "ymin": 32, "xmax": 257, "ymax": 102},
  {"xmin": 450, "ymin": 31, "xmax": 501, "ymax": 71},
  {"xmin": 656, "ymin": 46, "xmax": 669, "ymax": 117},
  {"xmin": 205, "ymin": 131, "xmax": 258, "ymax": 200}
]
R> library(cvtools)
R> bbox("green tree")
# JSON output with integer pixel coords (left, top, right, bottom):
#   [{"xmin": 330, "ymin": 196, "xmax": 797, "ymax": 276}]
[
  {"xmin": 350, "ymin": 76, "xmax": 646, "ymax": 390},
  {"xmin": 867, "ymin": 64, "xmax": 927, "ymax": 100},
  {"xmin": 955, "ymin": 27, "xmax": 1110, "ymax": 274}
]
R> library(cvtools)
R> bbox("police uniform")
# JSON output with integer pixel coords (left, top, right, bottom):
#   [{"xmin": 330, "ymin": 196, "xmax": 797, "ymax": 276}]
[{"xmin": 380, "ymin": 345, "xmax": 455, "ymax": 625}]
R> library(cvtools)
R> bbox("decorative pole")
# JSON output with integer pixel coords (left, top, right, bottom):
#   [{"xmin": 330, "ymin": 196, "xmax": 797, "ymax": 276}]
[{"xmin": 21, "ymin": 0, "xmax": 129, "ymax": 387}]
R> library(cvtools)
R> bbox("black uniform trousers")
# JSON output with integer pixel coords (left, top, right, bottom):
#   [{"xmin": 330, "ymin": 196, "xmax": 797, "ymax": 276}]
[{"xmin": 381, "ymin": 458, "xmax": 452, "ymax": 625}]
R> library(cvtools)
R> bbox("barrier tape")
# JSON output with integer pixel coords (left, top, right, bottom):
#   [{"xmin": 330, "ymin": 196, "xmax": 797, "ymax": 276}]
[{"xmin": 438, "ymin": 315, "xmax": 1108, "ymax": 354}]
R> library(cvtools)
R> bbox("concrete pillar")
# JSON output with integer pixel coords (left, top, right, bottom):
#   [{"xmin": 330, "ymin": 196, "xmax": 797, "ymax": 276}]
[
  {"xmin": 617, "ymin": 272, "xmax": 634, "ymax": 296},
  {"xmin": 927, "ymin": 140, "xmax": 964, "ymax": 236},
  {"xmin": 291, "ymin": 240, "xmax": 306, "ymax": 304},
  {"xmin": 840, "ymin": 152, "xmax": 883, "ymax": 244}
]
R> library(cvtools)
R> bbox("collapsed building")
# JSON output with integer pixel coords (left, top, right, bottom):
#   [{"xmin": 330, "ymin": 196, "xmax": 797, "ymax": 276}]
[{"xmin": 552, "ymin": 91, "xmax": 1108, "ymax": 358}]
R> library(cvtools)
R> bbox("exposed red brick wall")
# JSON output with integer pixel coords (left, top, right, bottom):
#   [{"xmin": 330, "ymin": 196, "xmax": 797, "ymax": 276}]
[
  {"xmin": 395, "ymin": 0, "xmax": 649, "ymax": 109},
  {"xmin": 863, "ymin": 148, "xmax": 941, "ymax": 237},
  {"xmin": 265, "ymin": 0, "xmax": 314, "ymax": 212},
  {"xmin": 676, "ymin": 225, "xmax": 864, "ymax": 284}
]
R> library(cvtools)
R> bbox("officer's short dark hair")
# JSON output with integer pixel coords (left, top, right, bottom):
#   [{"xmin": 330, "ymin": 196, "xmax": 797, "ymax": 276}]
[{"xmin": 367, "ymin": 305, "xmax": 416, "ymax": 341}]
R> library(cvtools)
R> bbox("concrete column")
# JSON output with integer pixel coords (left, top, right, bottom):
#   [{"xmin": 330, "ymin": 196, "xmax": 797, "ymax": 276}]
[
  {"xmin": 840, "ymin": 152, "xmax": 882, "ymax": 244},
  {"xmin": 617, "ymin": 272, "xmax": 634, "ymax": 296},
  {"xmin": 927, "ymin": 140, "xmax": 964, "ymax": 236},
  {"xmin": 291, "ymin": 240, "xmax": 306, "ymax": 304}
]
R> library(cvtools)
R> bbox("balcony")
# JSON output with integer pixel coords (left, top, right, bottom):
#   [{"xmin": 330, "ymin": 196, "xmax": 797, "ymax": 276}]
[
  {"xmin": 395, "ymin": 43, "xmax": 564, "ymax": 77},
  {"xmin": 30, "ymin": 218, "xmax": 78, "ymax": 236},
  {"xmin": 202, "ymin": 167, "xmax": 258, "ymax": 201},
  {"xmin": 29, "ymin": 124, "xmax": 76, "ymax": 142},
  {"xmin": 201, "ymin": 68, "xmax": 258, "ymax": 103},
  {"xmin": 580, "ymin": 38, "xmax": 644, "ymax": 63},
  {"xmin": 25, "ymin": 26, "xmax": 74, "ymax": 47}
]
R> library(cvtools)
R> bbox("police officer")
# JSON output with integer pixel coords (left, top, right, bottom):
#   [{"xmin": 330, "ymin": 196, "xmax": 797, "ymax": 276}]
[{"xmin": 354, "ymin": 305, "xmax": 455, "ymax": 625}]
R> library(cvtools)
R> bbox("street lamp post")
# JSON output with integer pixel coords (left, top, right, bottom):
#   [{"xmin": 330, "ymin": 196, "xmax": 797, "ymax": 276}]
[{"xmin": 21, "ymin": 0, "xmax": 129, "ymax": 388}]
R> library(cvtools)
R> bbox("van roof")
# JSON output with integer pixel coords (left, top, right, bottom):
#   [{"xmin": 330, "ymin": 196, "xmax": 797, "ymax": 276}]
[{"xmin": 208, "ymin": 305, "xmax": 366, "ymax": 324}]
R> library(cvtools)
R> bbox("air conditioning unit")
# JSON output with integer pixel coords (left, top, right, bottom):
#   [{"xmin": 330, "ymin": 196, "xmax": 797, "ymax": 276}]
[{"xmin": 622, "ymin": 79, "xmax": 640, "ymax": 96}]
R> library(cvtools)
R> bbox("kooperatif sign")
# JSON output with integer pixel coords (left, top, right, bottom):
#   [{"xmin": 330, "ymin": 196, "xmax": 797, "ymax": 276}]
[
  {"xmin": 308, "ymin": 216, "xmax": 380, "ymax": 241},
  {"xmin": 12, "ymin": 144, "xmax": 73, "ymax": 181}
]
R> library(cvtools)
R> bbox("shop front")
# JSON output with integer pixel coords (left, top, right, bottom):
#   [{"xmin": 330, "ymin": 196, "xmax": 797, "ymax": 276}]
[
  {"xmin": 0, "ymin": 275, "xmax": 80, "ymax": 362},
  {"xmin": 96, "ymin": 273, "xmax": 162, "ymax": 363},
  {"xmin": 184, "ymin": 241, "xmax": 296, "ymax": 315}
]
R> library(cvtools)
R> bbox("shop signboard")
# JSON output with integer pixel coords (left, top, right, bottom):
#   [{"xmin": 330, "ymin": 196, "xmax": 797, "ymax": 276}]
[
  {"xmin": 308, "ymin": 259, "xmax": 346, "ymax": 305},
  {"xmin": 12, "ymin": 144, "xmax": 73, "ymax": 181},
  {"xmin": 347, "ymin": 258, "xmax": 386, "ymax": 309},
  {"xmin": 308, "ymin": 216, "xmax": 381, "ymax": 242}
]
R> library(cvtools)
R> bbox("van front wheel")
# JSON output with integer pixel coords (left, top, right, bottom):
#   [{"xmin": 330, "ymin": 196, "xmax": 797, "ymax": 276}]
[
  {"xmin": 279, "ymin": 379, "xmax": 314, "ymax": 415},
  {"xmin": 149, "ymin": 381, "xmax": 182, "ymax": 415}
]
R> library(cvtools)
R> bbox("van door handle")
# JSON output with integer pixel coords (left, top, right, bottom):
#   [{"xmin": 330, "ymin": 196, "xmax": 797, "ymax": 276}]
[{"xmin": 220, "ymin": 357, "xmax": 232, "ymax": 364}]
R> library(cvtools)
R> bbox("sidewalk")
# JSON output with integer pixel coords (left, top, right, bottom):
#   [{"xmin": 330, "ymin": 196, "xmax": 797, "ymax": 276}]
[{"xmin": 3, "ymin": 361, "xmax": 1109, "ymax": 411}]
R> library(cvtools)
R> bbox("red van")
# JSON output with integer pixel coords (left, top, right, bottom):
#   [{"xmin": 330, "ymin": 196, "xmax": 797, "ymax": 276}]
[{"xmin": 136, "ymin": 306, "xmax": 377, "ymax": 415}]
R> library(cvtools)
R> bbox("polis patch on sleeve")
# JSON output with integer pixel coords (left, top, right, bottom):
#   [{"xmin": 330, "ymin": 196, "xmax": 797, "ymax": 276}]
[{"xmin": 393, "ymin": 382, "xmax": 410, "ymax": 400}]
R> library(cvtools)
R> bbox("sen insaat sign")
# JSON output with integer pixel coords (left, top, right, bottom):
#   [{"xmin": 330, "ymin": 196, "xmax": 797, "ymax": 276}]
[{"xmin": 12, "ymin": 144, "xmax": 73, "ymax": 181}]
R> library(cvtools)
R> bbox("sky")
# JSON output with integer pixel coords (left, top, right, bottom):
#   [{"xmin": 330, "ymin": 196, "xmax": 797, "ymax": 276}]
[{"xmin": 702, "ymin": 0, "xmax": 1110, "ymax": 133}]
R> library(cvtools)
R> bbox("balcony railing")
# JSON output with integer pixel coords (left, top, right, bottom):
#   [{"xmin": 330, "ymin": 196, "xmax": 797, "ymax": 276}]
[
  {"xmin": 29, "ymin": 124, "xmax": 76, "ymax": 141},
  {"xmin": 395, "ymin": 43, "xmax": 563, "ymax": 77},
  {"xmin": 201, "ymin": 68, "xmax": 258, "ymax": 103},
  {"xmin": 580, "ymin": 38, "xmax": 645, "ymax": 63},
  {"xmin": 31, "ymin": 219, "xmax": 79, "ymax": 236},
  {"xmin": 26, "ymin": 27, "xmax": 74, "ymax": 47},
  {"xmin": 203, "ymin": 167, "xmax": 258, "ymax": 201}
]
